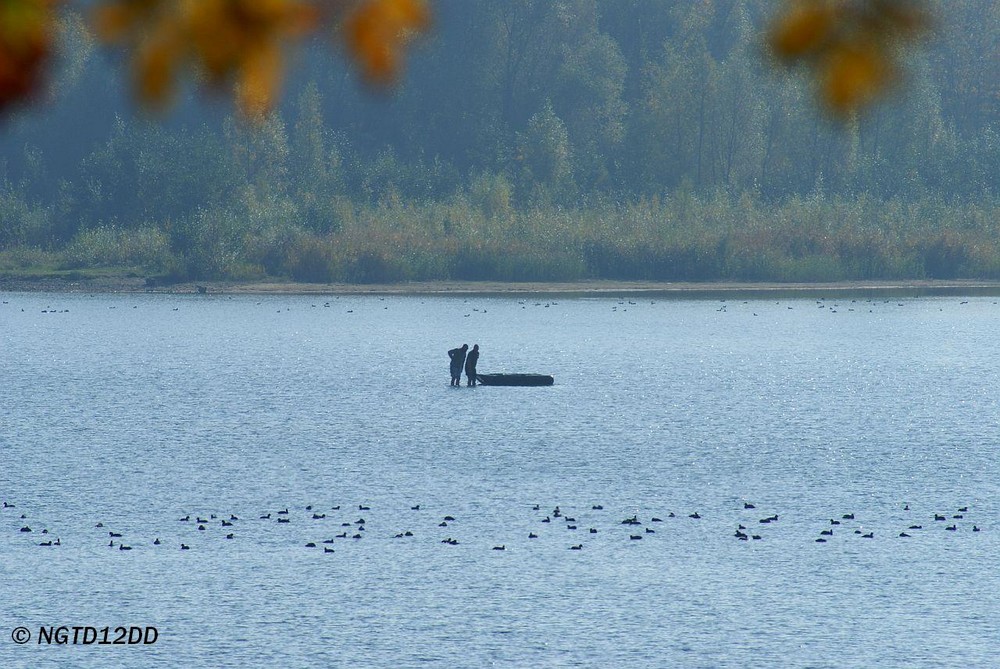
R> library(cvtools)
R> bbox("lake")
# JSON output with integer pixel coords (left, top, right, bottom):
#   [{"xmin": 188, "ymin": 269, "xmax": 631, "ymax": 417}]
[{"xmin": 2, "ymin": 291, "xmax": 999, "ymax": 668}]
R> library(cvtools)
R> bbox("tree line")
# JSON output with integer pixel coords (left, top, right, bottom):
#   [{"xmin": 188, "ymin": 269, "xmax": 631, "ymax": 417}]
[{"xmin": 1, "ymin": 0, "xmax": 997, "ymax": 283}]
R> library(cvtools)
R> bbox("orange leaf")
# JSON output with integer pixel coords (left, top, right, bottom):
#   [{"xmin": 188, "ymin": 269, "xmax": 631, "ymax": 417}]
[
  {"xmin": 769, "ymin": 1, "xmax": 837, "ymax": 61},
  {"xmin": 185, "ymin": 0, "xmax": 246, "ymax": 81},
  {"xmin": 344, "ymin": 0, "xmax": 430, "ymax": 85},
  {"xmin": 238, "ymin": 39, "xmax": 282, "ymax": 118},
  {"xmin": 92, "ymin": 2, "xmax": 160, "ymax": 42},
  {"xmin": 0, "ymin": 0, "xmax": 57, "ymax": 111},
  {"xmin": 820, "ymin": 41, "xmax": 893, "ymax": 114},
  {"xmin": 133, "ymin": 22, "xmax": 182, "ymax": 108}
]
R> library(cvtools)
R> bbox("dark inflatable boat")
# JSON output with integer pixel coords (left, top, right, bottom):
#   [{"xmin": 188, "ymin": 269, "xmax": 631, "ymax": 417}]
[{"xmin": 476, "ymin": 373, "xmax": 554, "ymax": 387}]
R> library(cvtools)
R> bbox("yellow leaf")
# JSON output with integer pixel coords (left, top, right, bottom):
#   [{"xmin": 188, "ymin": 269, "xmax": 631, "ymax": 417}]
[
  {"xmin": 0, "ymin": 0, "xmax": 57, "ymax": 111},
  {"xmin": 344, "ymin": 0, "xmax": 430, "ymax": 85},
  {"xmin": 769, "ymin": 1, "xmax": 837, "ymax": 60},
  {"xmin": 92, "ymin": 1, "xmax": 161, "ymax": 42},
  {"xmin": 820, "ymin": 41, "xmax": 892, "ymax": 114},
  {"xmin": 238, "ymin": 39, "xmax": 282, "ymax": 119},
  {"xmin": 134, "ymin": 22, "xmax": 182, "ymax": 108},
  {"xmin": 185, "ymin": 0, "xmax": 245, "ymax": 81}
]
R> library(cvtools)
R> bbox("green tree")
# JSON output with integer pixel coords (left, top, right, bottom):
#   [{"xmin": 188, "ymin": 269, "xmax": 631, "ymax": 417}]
[
  {"xmin": 290, "ymin": 81, "xmax": 345, "ymax": 233},
  {"xmin": 518, "ymin": 101, "xmax": 574, "ymax": 203},
  {"xmin": 555, "ymin": 27, "xmax": 627, "ymax": 190}
]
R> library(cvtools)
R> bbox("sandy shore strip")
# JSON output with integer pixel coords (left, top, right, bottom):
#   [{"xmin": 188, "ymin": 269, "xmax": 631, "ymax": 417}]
[{"xmin": 4, "ymin": 275, "xmax": 1000, "ymax": 297}]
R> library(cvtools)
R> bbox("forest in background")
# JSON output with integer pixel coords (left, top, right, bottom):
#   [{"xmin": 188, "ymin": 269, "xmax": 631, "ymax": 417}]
[{"xmin": 1, "ymin": 0, "xmax": 998, "ymax": 284}]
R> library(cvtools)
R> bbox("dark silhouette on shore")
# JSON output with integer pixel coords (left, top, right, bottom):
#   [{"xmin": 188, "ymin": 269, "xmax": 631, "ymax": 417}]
[
  {"xmin": 448, "ymin": 344, "xmax": 468, "ymax": 386},
  {"xmin": 465, "ymin": 344, "xmax": 480, "ymax": 386}
]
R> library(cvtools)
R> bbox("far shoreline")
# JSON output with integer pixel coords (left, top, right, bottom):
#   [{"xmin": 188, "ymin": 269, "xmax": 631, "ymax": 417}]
[{"xmin": 4, "ymin": 275, "xmax": 1000, "ymax": 298}]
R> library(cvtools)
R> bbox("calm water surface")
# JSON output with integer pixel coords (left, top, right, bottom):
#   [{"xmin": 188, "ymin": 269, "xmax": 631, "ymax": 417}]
[{"xmin": 2, "ymin": 292, "xmax": 999, "ymax": 667}]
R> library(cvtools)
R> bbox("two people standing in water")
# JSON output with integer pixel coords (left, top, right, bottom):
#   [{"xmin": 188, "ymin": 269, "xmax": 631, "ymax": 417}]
[{"xmin": 448, "ymin": 343, "xmax": 480, "ymax": 386}]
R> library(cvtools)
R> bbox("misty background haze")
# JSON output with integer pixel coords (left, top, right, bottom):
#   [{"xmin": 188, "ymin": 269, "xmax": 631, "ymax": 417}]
[{"xmin": 1, "ymin": 0, "xmax": 997, "ymax": 283}]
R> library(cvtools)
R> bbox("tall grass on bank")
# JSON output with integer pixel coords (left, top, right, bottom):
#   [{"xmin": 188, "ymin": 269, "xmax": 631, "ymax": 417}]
[
  {"xmin": 61, "ymin": 225, "xmax": 178, "ymax": 274},
  {"xmin": 8, "ymin": 192, "xmax": 1000, "ymax": 283}
]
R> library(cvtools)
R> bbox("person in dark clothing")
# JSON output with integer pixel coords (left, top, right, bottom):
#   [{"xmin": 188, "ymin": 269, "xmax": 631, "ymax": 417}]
[
  {"xmin": 448, "ymin": 344, "xmax": 468, "ymax": 386},
  {"xmin": 464, "ymin": 344, "xmax": 480, "ymax": 386}
]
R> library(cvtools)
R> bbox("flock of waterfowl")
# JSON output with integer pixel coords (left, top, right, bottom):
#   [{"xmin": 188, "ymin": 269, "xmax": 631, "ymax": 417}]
[
  {"xmin": 797, "ymin": 503, "xmax": 979, "ymax": 543},
  {"xmin": 2, "ymin": 499, "xmax": 982, "ymax": 554},
  {"xmin": 9, "ymin": 293, "xmax": 997, "ymax": 323},
  {"xmin": 715, "ymin": 296, "xmax": 998, "ymax": 315}
]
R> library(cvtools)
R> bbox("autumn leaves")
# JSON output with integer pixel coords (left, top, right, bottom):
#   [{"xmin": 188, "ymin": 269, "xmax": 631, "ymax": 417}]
[
  {"xmin": 94, "ymin": 0, "xmax": 323, "ymax": 118},
  {"xmin": 2, "ymin": 1, "xmax": 930, "ymax": 120},
  {"xmin": 1, "ymin": 0, "xmax": 430, "ymax": 117},
  {"xmin": 342, "ymin": 0, "xmax": 429, "ymax": 85},
  {"xmin": 767, "ymin": 0, "xmax": 931, "ymax": 116},
  {"xmin": 0, "ymin": 0, "xmax": 57, "ymax": 111}
]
